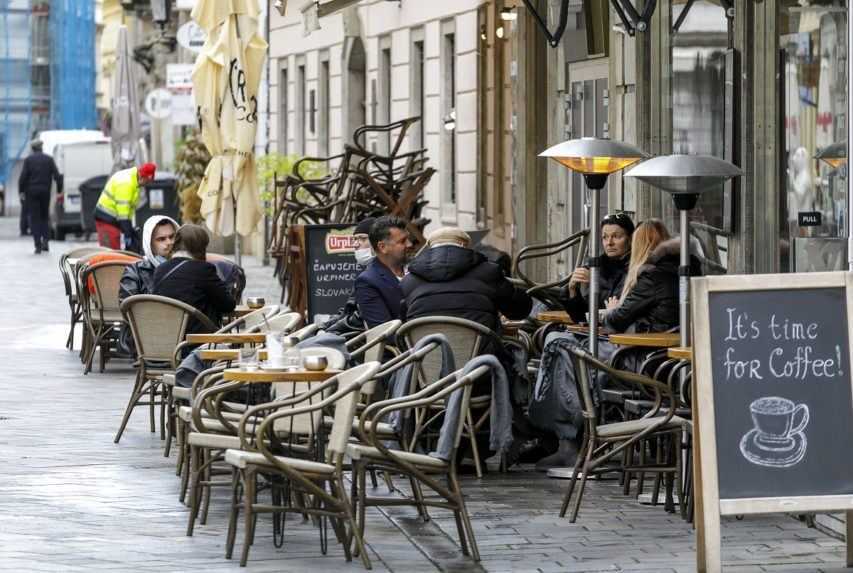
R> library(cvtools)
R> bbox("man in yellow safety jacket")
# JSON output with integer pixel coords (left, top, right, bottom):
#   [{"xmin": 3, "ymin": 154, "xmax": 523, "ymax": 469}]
[{"xmin": 94, "ymin": 162, "xmax": 156, "ymax": 250}]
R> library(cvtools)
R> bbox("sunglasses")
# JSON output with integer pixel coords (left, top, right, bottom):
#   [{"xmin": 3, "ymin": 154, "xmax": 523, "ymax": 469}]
[{"xmin": 601, "ymin": 213, "xmax": 633, "ymax": 226}]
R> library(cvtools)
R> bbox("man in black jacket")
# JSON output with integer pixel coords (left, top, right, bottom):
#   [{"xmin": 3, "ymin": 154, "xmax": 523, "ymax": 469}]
[
  {"xmin": 401, "ymin": 227, "xmax": 531, "ymax": 332},
  {"xmin": 18, "ymin": 139, "xmax": 61, "ymax": 254}
]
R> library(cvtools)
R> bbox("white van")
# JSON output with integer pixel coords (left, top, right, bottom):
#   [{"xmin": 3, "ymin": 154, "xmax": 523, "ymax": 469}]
[{"xmin": 50, "ymin": 139, "xmax": 113, "ymax": 240}]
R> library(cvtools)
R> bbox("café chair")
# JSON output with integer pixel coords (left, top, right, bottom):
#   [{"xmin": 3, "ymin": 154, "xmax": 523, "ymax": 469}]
[
  {"xmin": 347, "ymin": 363, "xmax": 494, "ymax": 564},
  {"xmin": 222, "ymin": 362, "xmax": 381, "ymax": 568},
  {"xmin": 59, "ymin": 247, "xmax": 109, "ymax": 350},
  {"xmin": 559, "ymin": 346, "xmax": 687, "ymax": 522},
  {"xmin": 218, "ymin": 305, "xmax": 281, "ymax": 333},
  {"xmin": 114, "ymin": 295, "xmax": 216, "ymax": 444},
  {"xmin": 79, "ymin": 261, "xmax": 133, "ymax": 374},
  {"xmin": 184, "ymin": 346, "xmax": 348, "ymax": 535},
  {"xmin": 397, "ymin": 316, "xmax": 500, "ymax": 478}
]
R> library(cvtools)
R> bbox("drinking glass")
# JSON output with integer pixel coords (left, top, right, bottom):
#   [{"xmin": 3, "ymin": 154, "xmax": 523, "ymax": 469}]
[{"xmin": 239, "ymin": 347, "xmax": 259, "ymax": 371}]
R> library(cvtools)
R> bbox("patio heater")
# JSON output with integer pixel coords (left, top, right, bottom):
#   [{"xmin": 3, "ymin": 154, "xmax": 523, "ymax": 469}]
[
  {"xmin": 539, "ymin": 137, "xmax": 647, "ymax": 357},
  {"xmin": 814, "ymin": 141, "xmax": 850, "ymax": 271},
  {"xmin": 625, "ymin": 155, "xmax": 743, "ymax": 349}
]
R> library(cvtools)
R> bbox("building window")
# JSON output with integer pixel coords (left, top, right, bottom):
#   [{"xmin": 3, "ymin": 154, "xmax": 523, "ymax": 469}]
[
  {"xmin": 442, "ymin": 29, "xmax": 457, "ymax": 205},
  {"xmin": 379, "ymin": 41, "xmax": 392, "ymax": 153},
  {"xmin": 279, "ymin": 65, "xmax": 288, "ymax": 155},
  {"xmin": 319, "ymin": 59, "xmax": 330, "ymax": 156},
  {"xmin": 296, "ymin": 63, "xmax": 306, "ymax": 155},
  {"xmin": 411, "ymin": 36, "xmax": 425, "ymax": 150}
]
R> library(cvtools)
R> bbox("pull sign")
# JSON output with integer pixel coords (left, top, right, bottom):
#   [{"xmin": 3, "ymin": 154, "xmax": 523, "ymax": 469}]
[{"xmin": 798, "ymin": 211, "xmax": 822, "ymax": 227}]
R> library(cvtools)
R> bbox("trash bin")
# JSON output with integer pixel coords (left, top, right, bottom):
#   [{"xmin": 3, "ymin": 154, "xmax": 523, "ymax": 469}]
[
  {"xmin": 79, "ymin": 175, "xmax": 109, "ymax": 240},
  {"xmin": 136, "ymin": 171, "xmax": 181, "ymax": 229}
]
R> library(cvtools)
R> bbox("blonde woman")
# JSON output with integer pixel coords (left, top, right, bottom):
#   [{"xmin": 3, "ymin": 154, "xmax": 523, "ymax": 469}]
[{"xmin": 601, "ymin": 219, "xmax": 681, "ymax": 333}]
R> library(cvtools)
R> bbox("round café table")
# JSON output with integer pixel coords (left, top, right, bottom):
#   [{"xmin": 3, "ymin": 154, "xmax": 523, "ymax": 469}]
[{"xmin": 222, "ymin": 368, "xmax": 341, "ymax": 383}]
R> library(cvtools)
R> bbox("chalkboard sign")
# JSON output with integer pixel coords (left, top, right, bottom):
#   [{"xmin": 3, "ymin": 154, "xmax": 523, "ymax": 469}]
[
  {"xmin": 304, "ymin": 223, "xmax": 358, "ymax": 321},
  {"xmin": 692, "ymin": 272, "xmax": 853, "ymax": 572}
]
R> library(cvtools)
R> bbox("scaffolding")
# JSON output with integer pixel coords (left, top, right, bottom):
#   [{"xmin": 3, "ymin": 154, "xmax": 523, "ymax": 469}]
[
  {"xmin": 0, "ymin": 0, "xmax": 33, "ymax": 186},
  {"xmin": 0, "ymin": 0, "xmax": 97, "ymax": 187},
  {"xmin": 50, "ymin": 0, "xmax": 97, "ymax": 129}
]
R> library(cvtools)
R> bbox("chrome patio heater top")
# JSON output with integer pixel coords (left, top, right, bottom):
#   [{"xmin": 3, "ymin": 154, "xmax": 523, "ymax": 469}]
[{"xmin": 540, "ymin": 137, "xmax": 648, "ymax": 357}]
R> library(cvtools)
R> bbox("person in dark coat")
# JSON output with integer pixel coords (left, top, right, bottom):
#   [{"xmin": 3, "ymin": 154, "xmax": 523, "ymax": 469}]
[
  {"xmin": 18, "ymin": 139, "xmax": 61, "ymax": 254},
  {"xmin": 401, "ymin": 227, "xmax": 532, "ymax": 331},
  {"xmin": 152, "ymin": 224, "xmax": 236, "ymax": 334},
  {"xmin": 601, "ymin": 219, "xmax": 699, "ymax": 333},
  {"xmin": 561, "ymin": 212, "xmax": 633, "ymax": 323},
  {"xmin": 354, "ymin": 216, "xmax": 407, "ymax": 328}
]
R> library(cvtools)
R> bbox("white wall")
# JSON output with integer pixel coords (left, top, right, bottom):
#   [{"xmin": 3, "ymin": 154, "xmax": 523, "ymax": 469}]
[{"xmin": 268, "ymin": 0, "xmax": 481, "ymax": 233}]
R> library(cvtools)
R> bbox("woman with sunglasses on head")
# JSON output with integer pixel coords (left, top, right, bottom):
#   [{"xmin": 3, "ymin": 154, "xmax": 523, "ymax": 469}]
[{"xmin": 561, "ymin": 213, "xmax": 634, "ymax": 324}]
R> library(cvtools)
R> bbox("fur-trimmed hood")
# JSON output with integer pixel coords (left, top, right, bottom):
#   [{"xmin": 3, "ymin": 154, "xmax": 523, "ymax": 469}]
[{"xmin": 643, "ymin": 237, "xmax": 702, "ymax": 274}]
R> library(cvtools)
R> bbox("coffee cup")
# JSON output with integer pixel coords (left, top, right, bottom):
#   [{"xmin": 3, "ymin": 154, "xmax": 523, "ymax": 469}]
[{"xmin": 750, "ymin": 396, "xmax": 809, "ymax": 442}]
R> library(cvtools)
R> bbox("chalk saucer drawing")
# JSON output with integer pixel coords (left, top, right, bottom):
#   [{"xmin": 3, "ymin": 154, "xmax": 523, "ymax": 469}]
[{"xmin": 739, "ymin": 396, "xmax": 809, "ymax": 468}]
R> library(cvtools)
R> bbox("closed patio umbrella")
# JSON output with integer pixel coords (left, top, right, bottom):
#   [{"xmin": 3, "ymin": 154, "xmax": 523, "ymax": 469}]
[
  {"xmin": 110, "ymin": 25, "xmax": 141, "ymax": 172},
  {"xmin": 191, "ymin": 0, "xmax": 267, "ymax": 262}
]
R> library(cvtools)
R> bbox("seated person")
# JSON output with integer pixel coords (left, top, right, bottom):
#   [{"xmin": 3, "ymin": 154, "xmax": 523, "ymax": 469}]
[
  {"xmin": 152, "ymin": 224, "xmax": 236, "ymax": 334},
  {"xmin": 119, "ymin": 215, "xmax": 177, "ymax": 301},
  {"xmin": 354, "ymin": 216, "xmax": 407, "ymax": 328},
  {"xmin": 561, "ymin": 212, "xmax": 633, "ymax": 323},
  {"xmin": 401, "ymin": 227, "xmax": 532, "ymax": 332},
  {"xmin": 530, "ymin": 219, "xmax": 685, "ymax": 469}
]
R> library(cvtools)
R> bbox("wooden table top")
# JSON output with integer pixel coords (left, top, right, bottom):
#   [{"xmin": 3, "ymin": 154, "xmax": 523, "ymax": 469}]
[
  {"xmin": 186, "ymin": 333, "xmax": 267, "ymax": 345},
  {"xmin": 536, "ymin": 310, "xmax": 573, "ymax": 324},
  {"xmin": 232, "ymin": 305, "xmax": 267, "ymax": 317},
  {"xmin": 667, "ymin": 346, "xmax": 693, "ymax": 361},
  {"xmin": 199, "ymin": 348, "xmax": 269, "ymax": 361},
  {"xmin": 223, "ymin": 368, "xmax": 340, "ymax": 383},
  {"xmin": 607, "ymin": 332, "xmax": 681, "ymax": 348}
]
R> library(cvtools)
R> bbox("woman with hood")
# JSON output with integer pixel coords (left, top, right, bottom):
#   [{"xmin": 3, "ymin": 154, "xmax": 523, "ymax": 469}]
[
  {"xmin": 601, "ymin": 218, "xmax": 697, "ymax": 333},
  {"xmin": 118, "ymin": 215, "xmax": 178, "ymax": 301}
]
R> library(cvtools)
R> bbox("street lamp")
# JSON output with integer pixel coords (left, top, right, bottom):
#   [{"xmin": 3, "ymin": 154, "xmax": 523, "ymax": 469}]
[
  {"xmin": 540, "ymin": 137, "xmax": 647, "ymax": 357},
  {"xmin": 625, "ymin": 154, "xmax": 742, "ymax": 350}
]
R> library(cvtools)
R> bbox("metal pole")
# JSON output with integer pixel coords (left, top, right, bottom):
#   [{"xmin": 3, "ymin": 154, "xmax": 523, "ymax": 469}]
[
  {"xmin": 848, "ymin": 5, "xmax": 853, "ymax": 272},
  {"xmin": 588, "ymin": 186, "xmax": 601, "ymax": 358},
  {"xmin": 679, "ymin": 207, "xmax": 690, "ymax": 348}
]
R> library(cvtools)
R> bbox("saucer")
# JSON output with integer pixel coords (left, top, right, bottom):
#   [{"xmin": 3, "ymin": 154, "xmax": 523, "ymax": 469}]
[
  {"xmin": 739, "ymin": 428, "xmax": 807, "ymax": 468},
  {"xmin": 258, "ymin": 362, "xmax": 295, "ymax": 372}
]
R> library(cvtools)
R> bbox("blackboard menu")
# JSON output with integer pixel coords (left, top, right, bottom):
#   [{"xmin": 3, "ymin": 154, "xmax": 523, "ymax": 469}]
[
  {"xmin": 708, "ymin": 287, "xmax": 853, "ymax": 499},
  {"xmin": 304, "ymin": 224, "xmax": 359, "ymax": 321}
]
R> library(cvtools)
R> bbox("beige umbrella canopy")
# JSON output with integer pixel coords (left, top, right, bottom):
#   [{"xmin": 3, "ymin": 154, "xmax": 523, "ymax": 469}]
[{"xmin": 191, "ymin": 0, "xmax": 267, "ymax": 241}]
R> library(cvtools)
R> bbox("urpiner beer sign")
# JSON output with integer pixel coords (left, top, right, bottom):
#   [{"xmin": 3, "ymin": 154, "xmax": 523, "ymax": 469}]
[{"xmin": 325, "ymin": 230, "xmax": 358, "ymax": 254}]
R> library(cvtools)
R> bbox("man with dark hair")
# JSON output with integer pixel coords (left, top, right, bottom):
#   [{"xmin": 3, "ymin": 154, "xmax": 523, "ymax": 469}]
[
  {"xmin": 18, "ymin": 139, "xmax": 61, "ymax": 254},
  {"xmin": 152, "ymin": 224, "xmax": 236, "ymax": 334},
  {"xmin": 354, "ymin": 215, "xmax": 408, "ymax": 327}
]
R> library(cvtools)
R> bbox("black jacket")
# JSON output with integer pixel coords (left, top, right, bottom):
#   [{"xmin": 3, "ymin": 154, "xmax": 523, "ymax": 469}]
[
  {"xmin": 603, "ymin": 239, "xmax": 700, "ymax": 333},
  {"xmin": 119, "ymin": 259, "xmax": 156, "ymax": 302},
  {"xmin": 18, "ymin": 151, "xmax": 61, "ymax": 196},
  {"xmin": 152, "ymin": 257, "xmax": 236, "ymax": 333},
  {"xmin": 401, "ymin": 245, "xmax": 532, "ymax": 332},
  {"xmin": 561, "ymin": 254, "xmax": 629, "ymax": 323},
  {"xmin": 354, "ymin": 259, "xmax": 404, "ymax": 328}
]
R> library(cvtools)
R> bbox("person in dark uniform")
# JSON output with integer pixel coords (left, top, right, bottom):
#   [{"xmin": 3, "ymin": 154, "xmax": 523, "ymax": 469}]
[{"xmin": 18, "ymin": 139, "xmax": 61, "ymax": 254}]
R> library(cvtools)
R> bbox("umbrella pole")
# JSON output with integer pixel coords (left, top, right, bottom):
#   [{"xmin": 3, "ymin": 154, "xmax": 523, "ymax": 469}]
[{"xmin": 234, "ymin": 199, "xmax": 242, "ymax": 267}]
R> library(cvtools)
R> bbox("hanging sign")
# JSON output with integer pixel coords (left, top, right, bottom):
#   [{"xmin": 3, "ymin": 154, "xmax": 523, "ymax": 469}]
[
  {"xmin": 176, "ymin": 21, "xmax": 206, "ymax": 54},
  {"xmin": 691, "ymin": 272, "xmax": 853, "ymax": 572}
]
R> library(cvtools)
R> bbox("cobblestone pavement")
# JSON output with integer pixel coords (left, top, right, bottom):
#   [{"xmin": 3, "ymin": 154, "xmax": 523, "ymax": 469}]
[{"xmin": 0, "ymin": 217, "xmax": 850, "ymax": 572}]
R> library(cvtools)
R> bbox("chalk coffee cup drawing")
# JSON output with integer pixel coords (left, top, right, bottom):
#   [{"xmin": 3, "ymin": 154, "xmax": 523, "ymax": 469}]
[{"xmin": 739, "ymin": 396, "xmax": 809, "ymax": 468}]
